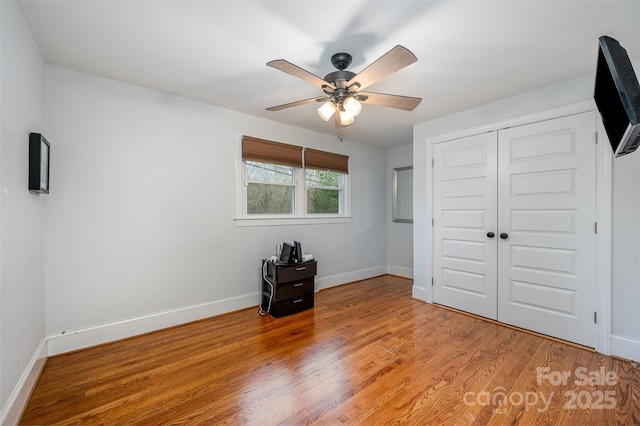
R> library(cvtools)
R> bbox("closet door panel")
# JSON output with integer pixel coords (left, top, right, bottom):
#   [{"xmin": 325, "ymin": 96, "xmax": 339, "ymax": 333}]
[
  {"xmin": 497, "ymin": 112, "xmax": 597, "ymax": 347},
  {"xmin": 433, "ymin": 132, "xmax": 498, "ymax": 320}
]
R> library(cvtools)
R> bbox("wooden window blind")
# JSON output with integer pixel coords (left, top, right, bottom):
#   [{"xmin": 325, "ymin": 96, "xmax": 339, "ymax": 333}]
[
  {"xmin": 305, "ymin": 148, "xmax": 349, "ymax": 174},
  {"xmin": 242, "ymin": 136, "xmax": 303, "ymax": 168}
]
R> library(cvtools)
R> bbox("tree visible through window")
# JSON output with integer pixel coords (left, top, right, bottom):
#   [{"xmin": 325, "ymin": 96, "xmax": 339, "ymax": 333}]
[
  {"xmin": 246, "ymin": 161, "xmax": 295, "ymax": 214},
  {"xmin": 306, "ymin": 169, "xmax": 342, "ymax": 214}
]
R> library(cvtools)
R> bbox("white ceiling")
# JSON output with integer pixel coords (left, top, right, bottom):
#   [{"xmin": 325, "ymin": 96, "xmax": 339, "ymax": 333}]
[{"xmin": 17, "ymin": 0, "xmax": 640, "ymax": 149}]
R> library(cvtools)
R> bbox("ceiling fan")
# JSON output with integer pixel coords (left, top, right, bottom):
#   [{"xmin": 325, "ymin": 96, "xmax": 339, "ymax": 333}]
[{"xmin": 266, "ymin": 45, "xmax": 421, "ymax": 128}]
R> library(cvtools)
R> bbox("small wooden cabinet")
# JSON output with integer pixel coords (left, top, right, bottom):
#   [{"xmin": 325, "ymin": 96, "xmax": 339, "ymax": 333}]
[{"xmin": 261, "ymin": 260, "xmax": 317, "ymax": 317}]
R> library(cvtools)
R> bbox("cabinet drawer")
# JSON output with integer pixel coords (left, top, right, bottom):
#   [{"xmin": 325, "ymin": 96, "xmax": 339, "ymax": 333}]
[
  {"xmin": 269, "ymin": 261, "xmax": 317, "ymax": 282},
  {"xmin": 264, "ymin": 277, "xmax": 314, "ymax": 300},
  {"xmin": 265, "ymin": 293, "xmax": 314, "ymax": 318}
]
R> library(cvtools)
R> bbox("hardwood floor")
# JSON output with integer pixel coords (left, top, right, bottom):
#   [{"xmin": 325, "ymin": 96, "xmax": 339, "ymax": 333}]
[{"xmin": 20, "ymin": 275, "xmax": 640, "ymax": 425}]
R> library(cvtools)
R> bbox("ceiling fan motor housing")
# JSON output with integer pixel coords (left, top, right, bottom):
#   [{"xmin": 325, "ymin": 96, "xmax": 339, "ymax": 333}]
[
  {"xmin": 325, "ymin": 52, "xmax": 356, "ymax": 89},
  {"xmin": 324, "ymin": 70, "xmax": 356, "ymax": 88}
]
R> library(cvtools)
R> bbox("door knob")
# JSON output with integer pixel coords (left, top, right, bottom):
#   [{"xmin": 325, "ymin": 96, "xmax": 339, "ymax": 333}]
[
  {"xmin": 500, "ymin": 233, "xmax": 509, "ymax": 239},
  {"xmin": 487, "ymin": 232, "xmax": 495, "ymax": 238}
]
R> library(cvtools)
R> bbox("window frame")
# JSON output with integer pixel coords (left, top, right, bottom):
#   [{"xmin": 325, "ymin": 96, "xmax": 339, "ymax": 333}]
[
  {"xmin": 245, "ymin": 161, "xmax": 297, "ymax": 216},
  {"xmin": 304, "ymin": 169, "xmax": 346, "ymax": 216},
  {"xmin": 235, "ymin": 134, "xmax": 351, "ymax": 227}
]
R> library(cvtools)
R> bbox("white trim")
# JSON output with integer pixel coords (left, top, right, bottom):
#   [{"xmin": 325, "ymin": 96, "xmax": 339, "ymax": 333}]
[
  {"xmin": 417, "ymin": 101, "xmax": 612, "ymax": 354},
  {"xmin": 595, "ymin": 111, "xmax": 613, "ymax": 355},
  {"xmin": 45, "ymin": 265, "xmax": 387, "ymax": 356},
  {"xmin": 46, "ymin": 293, "xmax": 259, "ymax": 356},
  {"xmin": 235, "ymin": 132, "xmax": 244, "ymax": 218},
  {"xmin": 235, "ymin": 216, "xmax": 352, "ymax": 227},
  {"xmin": 387, "ymin": 265, "xmax": 413, "ymax": 279},
  {"xmin": 425, "ymin": 139, "xmax": 434, "ymax": 303},
  {"xmin": 315, "ymin": 266, "xmax": 387, "ymax": 291},
  {"xmin": 0, "ymin": 339, "xmax": 47, "ymax": 426},
  {"xmin": 295, "ymin": 166, "xmax": 305, "ymax": 216},
  {"xmin": 611, "ymin": 334, "xmax": 640, "ymax": 362},
  {"xmin": 425, "ymin": 101, "xmax": 595, "ymax": 146},
  {"xmin": 412, "ymin": 285, "xmax": 430, "ymax": 301}
]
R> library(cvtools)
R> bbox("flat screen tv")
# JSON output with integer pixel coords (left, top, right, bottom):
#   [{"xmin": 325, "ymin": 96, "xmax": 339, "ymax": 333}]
[{"xmin": 594, "ymin": 35, "xmax": 640, "ymax": 158}]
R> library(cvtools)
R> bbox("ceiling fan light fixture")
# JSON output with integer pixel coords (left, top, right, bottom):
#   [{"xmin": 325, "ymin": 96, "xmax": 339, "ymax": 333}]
[
  {"xmin": 339, "ymin": 109, "xmax": 355, "ymax": 126},
  {"xmin": 343, "ymin": 97, "xmax": 362, "ymax": 117},
  {"xmin": 317, "ymin": 102, "xmax": 335, "ymax": 121}
]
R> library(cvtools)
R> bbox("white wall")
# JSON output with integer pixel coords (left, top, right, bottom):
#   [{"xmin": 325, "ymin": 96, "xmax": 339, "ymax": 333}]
[
  {"xmin": 413, "ymin": 60, "xmax": 640, "ymax": 360},
  {"xmin": 386, "ymin": 145, "xmax": 413, "ymax": 278},
  {"xmin": 42, "ymin": 65, "xmax": 387, "ymax": 353},
  {"xmin": 0, "ymin": 1, "xmax": 46, "ymax": 423},
  {"xmin": 611, "ymin": 146, "xmax": 640, "ymax": 341}
]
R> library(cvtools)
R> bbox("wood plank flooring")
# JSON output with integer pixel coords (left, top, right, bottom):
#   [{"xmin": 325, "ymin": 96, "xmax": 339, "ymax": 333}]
[{"xmin": 20, "ymin": 275, "xmax": 640, "ymax": 425}]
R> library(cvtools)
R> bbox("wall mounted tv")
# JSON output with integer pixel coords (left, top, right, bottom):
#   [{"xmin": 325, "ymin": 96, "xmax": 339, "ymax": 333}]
[{"xmin": 594, "ymin": 35, "xmax": 640, "ymax": 158}]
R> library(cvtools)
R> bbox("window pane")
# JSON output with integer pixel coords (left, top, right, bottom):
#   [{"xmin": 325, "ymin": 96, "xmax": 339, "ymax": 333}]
[
  {"xmin": 305, "ymin": 169, "xmax": 340, "ymax": 188},
  {"xmin": 247, "ymin": 161, "xmax": 293, "ymax": 184},
  {"xmin": 307, "ymin": 188, "xmax": 340, "ymax": 214},
  {"xmin": 247, "ymin": 183, "xmax": 294, "ymax": 214}
]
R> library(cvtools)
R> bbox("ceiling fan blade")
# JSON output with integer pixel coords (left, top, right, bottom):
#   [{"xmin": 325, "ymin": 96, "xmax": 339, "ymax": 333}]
[
  {"xmin": 267, "ymin": 59, "xmax": 336, "ymax": 91},
  {"xmin": 347, "ymin": 45, "xmax": 417, "ymax": 91},
  {"xmin": 358, "ymin": 91, "xmax": 422, "ymax": 111},
  {"xmin": 266, "ymin": 97, "xmax": 327, "ymax": 111}
]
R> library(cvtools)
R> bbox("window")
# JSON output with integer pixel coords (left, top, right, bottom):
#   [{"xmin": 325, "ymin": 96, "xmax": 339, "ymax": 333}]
[
  {"xmin": 304, "ymin": 148, "xmax": 348, "ymax": 216},
  {"xmin": 237, "ymin": 135, "xmax": 350, "ymax": 225},
  {"xmin": 305, "ymin": 169, "xmax": 343, "ymax": 214},
  {"xmin": 246, "ymin": 161, "xmax": 295, "ymax": 214}
]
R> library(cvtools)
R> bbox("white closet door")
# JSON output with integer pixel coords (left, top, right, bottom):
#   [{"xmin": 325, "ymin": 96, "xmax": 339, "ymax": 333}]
[
  {"xmin": 497, "ymin": 112, "xmax": 597, "ymax": 347},
  {"xmin": 433, "ymin": 132, "xmax": 498, "ymax": 319}
]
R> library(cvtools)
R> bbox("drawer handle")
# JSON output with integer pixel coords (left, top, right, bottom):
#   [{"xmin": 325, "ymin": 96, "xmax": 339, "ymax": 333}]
[
  {"xmin": 293, "ymin": 283, "xmax": 304, "ymax": 287},
  {"xmin": 293, "ymin": 298, "xmax": 303, "ymax": 303},
  {"xmin": 295, "ymin": 266, "xmax": 306, "ymax": 271}
]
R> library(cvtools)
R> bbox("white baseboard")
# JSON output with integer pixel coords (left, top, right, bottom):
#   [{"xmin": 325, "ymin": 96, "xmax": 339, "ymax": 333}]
[
  {"xmin": 611, "ymin": 334, "xmax": 640, "ymax": 362},
  {"xmin": 1, "ymin": 338, "xmax": 47, "ymax": 426},
  {"xmin": 46, "ymin": 265, "xmax": 394, "ymax": 356},
  {"xmin": 47, "ymin": 292, "xmax": 260, "ymax": 356},
  {"xmin": 316, "ymin": 265, "xmax": 387, "ymax": 291},
  {"xmin": 386, "ymin": 265, "xmax": 413, "ymax": 279},
  {"xmin": 412, "ymin": 285, "xmax": 429, "ymax": 302}
]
